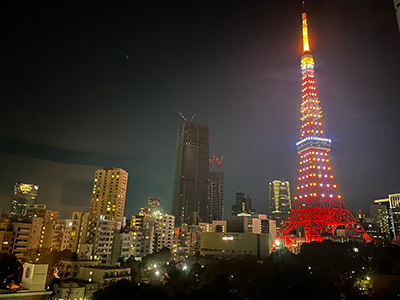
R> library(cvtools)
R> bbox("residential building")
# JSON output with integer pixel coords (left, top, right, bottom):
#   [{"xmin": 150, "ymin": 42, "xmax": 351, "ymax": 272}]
[
  {"xmin": 58, "ymin": 260, "xmax": 101, "ymax": 280},
  {"xmin": 69, "ymin": 212, "xmax": 90, "ymax": 254},
  {"xmin": 53, "ymin": 280, "xmax": 99, "ymax": 300},
  {"xmin": 130, "ymin": 199, "xmax": 175, "ymax": 259},
  {"xmin": 12, "ymin": 221, "xmax": 32, "ymax": 259},
  {"xmin": 52, "ymin": 282, "xmax": 85, "ymax": 300},
  {"xmin": 90, "ymin": 167, "xmax": 128, "ymax": 220},
  {"xmin": 77, "ymin": 266, "xmax": 131, "ymax": 288},
  {"xmin": 154, "ymin": 214, "xmax": 175, "ymax": 252},
  {"xmin": 90, "ymin": 215, "xmax": 116, "ymax": 265},
  {"xmin": 112, "ymin": 232, "xmax": 133, "ymax": 264}
]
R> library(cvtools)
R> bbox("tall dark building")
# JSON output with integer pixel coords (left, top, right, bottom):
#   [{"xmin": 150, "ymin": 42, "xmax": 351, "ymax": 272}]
[
  {"xmin": 231, "ymin": 192, "xmax": 256, "ymax": 216},
  {"xmin": 209, "ymin": 171, "xmax": 224, "ymax": 221},
  {"xmin": 268, "ymin": 180, "xmax": 291, "ymax": 231},
  {"xmin": 172, "ymin": 118, "xmax": 209, "ymax": 226}
]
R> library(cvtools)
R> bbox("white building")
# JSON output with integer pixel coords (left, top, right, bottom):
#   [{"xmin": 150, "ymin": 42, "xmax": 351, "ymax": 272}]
[
  {"xmin": 112, "ymin": 232, "xmax": 133, "ymax": 264},
  {"xmin": 90, "ymin": 215, "xmax": 116, "ymax": 265},
  {"xmin": 78, "ymin": 266, "xmax": 131, "ymax": 288}
]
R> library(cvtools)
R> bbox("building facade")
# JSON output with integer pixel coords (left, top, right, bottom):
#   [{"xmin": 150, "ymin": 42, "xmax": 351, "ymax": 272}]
[
  {"xmin": 200, "ymin": 232, "xmax": 270, "ymax": 259},
  {"xmin": 90, "ymin": 167, "xmax": 128, "ymax": 220},
  {"xmin": 11, "ymin": 183, "xmax": 39, "ymax": 216},
  {"xmin": 268, "ymin": 180, "xmax": 291, "ymax": 231},
  {"xmin": 78, "ymin": 266, "xmax": 131, "ymax": 288},
  {"xmin": 209, "ymin": 171, "xmax": 224, "ymax": 221},
  {"xmin": 231, "ymin": 192, "xmax": 256, "ymax": 216},
  {"xmin": 172, "ymin": 120, "xmax": 209, "ymax": 226},
  {"xmin": 69, "ymin": 212, "xmax": 91, "ymax": 254}
]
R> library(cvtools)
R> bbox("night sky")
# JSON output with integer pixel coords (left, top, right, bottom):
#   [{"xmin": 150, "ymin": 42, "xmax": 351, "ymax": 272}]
[{"xmin": 0, "ymin": 1, "xmax": 399, "ymax": 219}]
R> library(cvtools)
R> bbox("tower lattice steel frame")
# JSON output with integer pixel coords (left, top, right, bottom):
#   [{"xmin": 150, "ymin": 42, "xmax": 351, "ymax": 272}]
[{"xmin": 271, "ymin": 6, "xmax": 372, "ymax": 252}]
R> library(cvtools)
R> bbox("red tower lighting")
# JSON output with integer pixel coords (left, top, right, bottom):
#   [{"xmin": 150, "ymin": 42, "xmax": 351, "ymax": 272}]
[{"xmin": 270, "ymin": 6, "xmax": 372, "ymax": 252}]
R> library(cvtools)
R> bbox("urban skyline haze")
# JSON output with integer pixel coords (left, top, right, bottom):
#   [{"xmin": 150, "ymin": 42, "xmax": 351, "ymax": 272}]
[{"xmin": 0, "ymin": 1, "xmax": 399, "ymax": 218}]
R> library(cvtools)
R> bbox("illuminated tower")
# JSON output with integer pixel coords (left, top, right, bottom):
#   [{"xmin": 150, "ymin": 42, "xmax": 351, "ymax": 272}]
[
  {"xmin": 268, "ymin": 180, "xmax": 291, "ymax": 231},
  {"xmin": 271, "ymin": 5, "xmax": 372, "ymax": 251},
  {"xmin": 172, "ymin": 114, "xmax": 209, "ymax": 226},
  {"xmin": 11, "ymin": 183, "xmax": 39, "ymax": 216}
]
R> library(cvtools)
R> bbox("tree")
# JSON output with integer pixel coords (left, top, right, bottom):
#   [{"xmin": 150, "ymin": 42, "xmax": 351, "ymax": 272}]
[{"xmin": 0, "ymin": 254, "xmax": 23, "ymax": 288}]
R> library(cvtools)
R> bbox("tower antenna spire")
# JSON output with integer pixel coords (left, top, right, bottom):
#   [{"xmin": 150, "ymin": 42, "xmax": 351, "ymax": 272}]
[{"xmin": 302, "ymin": 1, "xmax": 311, "ymax": 53}]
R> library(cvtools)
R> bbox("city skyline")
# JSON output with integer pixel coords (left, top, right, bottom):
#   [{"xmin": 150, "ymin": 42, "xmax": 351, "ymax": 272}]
[{"xmin": 0, "ymin": 1, "xmax": 399, "ymax": 219}]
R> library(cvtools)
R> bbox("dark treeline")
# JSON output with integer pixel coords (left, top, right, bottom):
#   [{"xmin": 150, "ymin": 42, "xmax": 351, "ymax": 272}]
[
  {"xmin": 93, "ymin": 241, "xmax": 400, "ymax": 300},
  {"xmin": 2, "ymin": 242, "xmax": 400, "ymax": 299}
]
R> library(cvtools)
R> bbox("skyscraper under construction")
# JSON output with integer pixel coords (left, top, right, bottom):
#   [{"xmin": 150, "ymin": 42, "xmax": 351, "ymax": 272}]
[{"xmin": 172, "ymin": 115, "xmax": 209, "ymax": 226}]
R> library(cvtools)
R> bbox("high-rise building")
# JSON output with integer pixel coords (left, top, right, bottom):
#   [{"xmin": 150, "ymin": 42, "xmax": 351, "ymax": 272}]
[
  {"xmin": 268, "ymin": 180, "xmax": 291, "ymax": 231},
  {"xmin": 369, "ymin": 203, "xmax": 391, "ymax": 243},
  {"xmin": 90, "ymin": 167, "xmax": 128, "ymax": 220},
  {"xmin": 209, "ymin": 171, "xmax": 224, "ymax": 221},
  {"xmin": 172, "ymin": 117, "xmax": 209, "ymax": 226},
  {"xmin": 208, "ymin": 155, "xmax": 224, "ymax": 222},
  {"xmin": 11, "ymin": 183, "xmax": 39, "ymax": 216},
  {"xmin": 376, "ymin": 194, "xmax": 400, "ymax": 242},
  {"xmin": 231, "ymin": 192, "xmax": 256, "ymax": 216},
  {"xmin": 271, "ymin": 7, "xmax": 372, "ymax": 251}
]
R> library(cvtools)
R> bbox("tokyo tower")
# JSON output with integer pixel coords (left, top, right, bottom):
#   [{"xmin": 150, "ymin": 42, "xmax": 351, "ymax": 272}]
[{"xmin": 271, "ymin": 4, "xmax": 372, "ymax": 252}]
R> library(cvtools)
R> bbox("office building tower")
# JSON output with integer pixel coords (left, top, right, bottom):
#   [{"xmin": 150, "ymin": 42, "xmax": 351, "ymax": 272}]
[
  {"xmin": 172, "ymin": 116, "xmax": 209, "ymax": 226},
  {"xmin": 209, "ymin": 171, "xmax": 224, "ymax": 221},
  {"xmin": 90, "ymin": 167, "xmax": 128, "ymax": 220},
  {"xmin": 208, "ymin": 155, "xmax": 224, "ymax": 221},
  {"xmin": 231, "ymin": 192, "xmax": 256, "ymax": 216},
  {"xmin": 268, "ymin": 180, "xmax": 291, "ymax": 231},
  {"xmin": 376, "ymin": 193, "xmax": 400, "ymax": 242},
  {"xmin": 369, "ymin": 203, "xmax": 391, "ymax": 243},
  {"xmin": 11, "ymin": 183, "xmax": 39, "ymax": 216}
]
